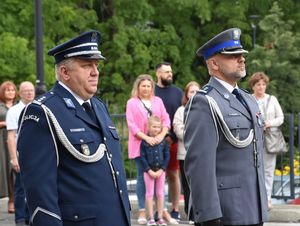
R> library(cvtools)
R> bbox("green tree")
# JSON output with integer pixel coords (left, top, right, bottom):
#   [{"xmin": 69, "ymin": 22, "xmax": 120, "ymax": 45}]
[
  {"xmin": 1, "ymin": 0, "xmax": 300, "ymax": 115},
  {"xmin": 244, "ymin": 2, "xmax": 300, "ymax": 113}
]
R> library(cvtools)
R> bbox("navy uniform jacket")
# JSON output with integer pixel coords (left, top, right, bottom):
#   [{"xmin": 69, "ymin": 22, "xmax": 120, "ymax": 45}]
[
  {"xmin": 184, "ymin": 77, "xmax": 268, "ymax": 225},
  {"xmin": 17, "ymin": 82, "xmax": 131, "ymax": 226}
]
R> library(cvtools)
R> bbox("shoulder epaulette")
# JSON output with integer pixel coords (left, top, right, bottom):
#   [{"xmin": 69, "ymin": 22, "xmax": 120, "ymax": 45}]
[
  {"xmin": 33, "ymin": 91, "xmax": 55, "ymax": 105},
  {"xmin": 199, "ymin": 85, "xmax": 213, "ymax": 94},
  {"xmin": 240, "ymin": 88, "xmax": 250, "ymax": 94}
]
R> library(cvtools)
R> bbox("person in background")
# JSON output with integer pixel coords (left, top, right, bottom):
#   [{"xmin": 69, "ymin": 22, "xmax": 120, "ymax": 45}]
[
  {"xmin": 17, "ymin": 30, "xmax": 131, "ymax": 226},
  {"xmin": 126, "ymin": 74, "xmax": 170, "ymax": 225},
  {"xmin": 173, "ymin": 81, "xmax": 200, "ymax": 224},
  {"xmin": 6, "ymin": 81, "xmax": 35, "ymax": 225},
  {"xmin": 0, "ymin": 81, "xmax": 17, "ymax": 214},
  {"xmin": 184, "ymin": 28, "xmax": 268, "ymax": 226},
  {"xmin": 249, "ymin": 71, "xmax": 284, "ymax": 210},
  {"xmin": 140, "ymin": 115, "xmax": 170, "ymax": 226},
  {"xmin": 155, "ymin": 62, "xmax": 183, "ymax": 222}
]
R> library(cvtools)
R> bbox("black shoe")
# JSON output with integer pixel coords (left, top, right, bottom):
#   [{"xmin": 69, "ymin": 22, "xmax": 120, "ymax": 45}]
[
  {"xmin": 15, "ymin": 219, "xmax": 29, "ymax": 226},
  {"xmin": 154, "ymin": 211, "xmax": 159, "ymax": 222},
  {"xmin": 170, "ymin": 209, "xmax": 180, "ymax": 221}
]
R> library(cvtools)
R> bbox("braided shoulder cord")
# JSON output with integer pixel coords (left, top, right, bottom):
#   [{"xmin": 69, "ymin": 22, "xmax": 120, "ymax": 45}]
[
  {"xmin": 205, "ymin": 95, "xmax": 254, "ymax": 148},
  {"xmin": 40, "ymin": 104, "xmax": 105, "ymax": 163}
]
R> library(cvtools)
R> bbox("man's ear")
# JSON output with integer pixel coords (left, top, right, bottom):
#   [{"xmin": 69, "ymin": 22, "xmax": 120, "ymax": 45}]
[
  {"xmin": 207, "ymin": 58, "xmax": 219, "ymax": 71},
  {"xmin": 60, "ymin": 65, "xmax": 70, "ymax": 81}
]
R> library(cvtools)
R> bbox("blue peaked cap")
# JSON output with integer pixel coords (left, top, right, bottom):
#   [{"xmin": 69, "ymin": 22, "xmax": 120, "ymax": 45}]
[
  {"xmin": 196, "ymin": 28, "xmax": 248, "ymax": 60},
  {"xmin": 48, "ymin": 30, "xmax": 105, "ymax": 64}
]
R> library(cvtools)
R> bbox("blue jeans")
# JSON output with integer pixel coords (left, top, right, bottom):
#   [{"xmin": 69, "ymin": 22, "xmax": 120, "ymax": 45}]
[
  {"xmin": 14, "ymin": 172, "xmax": 29, "ymax": 223},
  {"xmin": 134, "ymin": 157, "xmax": 145, "ymax": 210}
]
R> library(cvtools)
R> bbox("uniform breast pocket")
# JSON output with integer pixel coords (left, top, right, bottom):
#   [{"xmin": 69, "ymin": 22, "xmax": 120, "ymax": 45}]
[
  {"xmin": 61, "ymin": 204, "xmax": 96, "ymax": 226},
  {"xmin": 66, "ymin": 131, "xmax": 97, "ymax": 153},
  {"xmin": 224, "ymin": 114, "xmax": 252, "ymax": 140},
  {"xmin": 108, "ymin": 126, "xmax": 119, "ymax": 140}
]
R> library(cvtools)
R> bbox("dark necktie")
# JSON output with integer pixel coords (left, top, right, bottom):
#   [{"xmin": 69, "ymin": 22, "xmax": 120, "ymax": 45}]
[
  {"xmin": 232, "ymin": 88, "xmax": 250, "ymax": 112},
  {"xmin": 82, "ymin": 102, "xmax": 98, "ymax": 125}
]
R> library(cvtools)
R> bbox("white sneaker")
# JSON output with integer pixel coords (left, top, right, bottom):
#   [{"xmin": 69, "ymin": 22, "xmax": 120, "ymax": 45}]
[{"xmin": 168, "ymin": 218, "xmax": 179, "ymax": 225}]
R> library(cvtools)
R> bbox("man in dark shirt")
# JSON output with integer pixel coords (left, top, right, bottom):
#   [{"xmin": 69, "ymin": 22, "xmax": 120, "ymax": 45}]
[{"xmin": 155, "ymin": 62, "xmax": 183, "ymax": 221}]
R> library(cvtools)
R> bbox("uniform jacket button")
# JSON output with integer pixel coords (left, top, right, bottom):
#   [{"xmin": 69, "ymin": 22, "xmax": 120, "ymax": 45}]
[
  {"xmin": 120, "ymin": 190, "xmax": 123, "ymax": 194},
  {"xmin": 74, "ymin": 215, "xmax": 79, "ymax": 220},
  {"xmin": 116, "ymin": 171, "xmax": 120, "ymax": 176}
]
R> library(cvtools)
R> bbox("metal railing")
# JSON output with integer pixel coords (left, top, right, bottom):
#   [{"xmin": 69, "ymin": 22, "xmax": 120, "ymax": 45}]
[{"xmin": 111, "ymin": 113, "xmax": 300, "ymax": 201}]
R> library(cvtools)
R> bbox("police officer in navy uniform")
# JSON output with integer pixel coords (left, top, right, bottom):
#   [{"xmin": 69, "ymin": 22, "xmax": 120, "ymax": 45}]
[
  {"xmin": 184, "ymin": 28, "xmax": 268, "ymax": 226},
  {"xmin": 17, "ymin": 30, "xmax": 131, "ymax": 226}
]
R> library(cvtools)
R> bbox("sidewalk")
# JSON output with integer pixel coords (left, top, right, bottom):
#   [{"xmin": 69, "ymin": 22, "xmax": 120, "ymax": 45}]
[{"xmin": 1, "ymin": 197, "xmax": 300, "ymax": 226}]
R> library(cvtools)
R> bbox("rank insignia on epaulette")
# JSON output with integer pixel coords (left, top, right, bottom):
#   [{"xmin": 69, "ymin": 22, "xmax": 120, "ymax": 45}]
[
  {"xmin": 63, "ymin": 98, "xmax": 75, "ymax": 109},
  {"xmin": 200, "ymin": 85, "xmax": 213, "ymax": 94},
  {"xmin": 36, "ymin": 96, "xmax": 47, "ymax": 103},
  {"xmin": 32, "ymin": 100, "xmax": 42, "ymax": 105},
  {"xmin": 81, "ymin": 144, "xmax": 90, "ymax": 156}
]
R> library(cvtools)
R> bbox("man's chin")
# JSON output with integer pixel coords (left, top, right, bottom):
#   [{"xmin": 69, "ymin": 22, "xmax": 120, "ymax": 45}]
[{"xmin": 239, "ymin": 71, "xmax": 247, "ymax": 78}]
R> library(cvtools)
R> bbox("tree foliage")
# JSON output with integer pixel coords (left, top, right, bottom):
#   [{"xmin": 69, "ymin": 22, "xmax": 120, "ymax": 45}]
[
  {"xmin": 1, "ymin": 0, "xmax": 300, "ymax": 113},
  {"xmin": 244, "ymin": 2, "xmax": 300, "ymax": 113}
]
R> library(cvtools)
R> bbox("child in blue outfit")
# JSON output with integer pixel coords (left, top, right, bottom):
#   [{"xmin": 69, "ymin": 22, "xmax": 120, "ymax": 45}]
[{"xmin": 140, "ymin": 115, "xmax": 170, "ymax": 226}]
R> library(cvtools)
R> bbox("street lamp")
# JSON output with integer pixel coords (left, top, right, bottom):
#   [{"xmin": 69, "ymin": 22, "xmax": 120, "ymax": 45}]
[
  {"xmin": 34, "ymin": 0, "xmax": 47, "ymax": 96},
  {"xmin": 249, "ymin": 15, "xmax": 260, "ymax": 48}
]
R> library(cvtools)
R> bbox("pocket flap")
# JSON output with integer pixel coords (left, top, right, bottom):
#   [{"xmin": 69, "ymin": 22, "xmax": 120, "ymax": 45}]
[
  {"xmin": 66, "ymin": 131, "xmax": 94, "ymax": 145},
  {"xmin": 108, "ymin": 126, "xmax": 119, "ymax": 140},
  {"xmin": 61, "ymin": 204, "xmax": 96, "ymax": 221},
  {"xmin": 217, "ymin": 175, "xmax": 241, "ymax": 190},
  {"xmin": 224, "ymin": 116, "xmax": 250, "ymax": 129}
]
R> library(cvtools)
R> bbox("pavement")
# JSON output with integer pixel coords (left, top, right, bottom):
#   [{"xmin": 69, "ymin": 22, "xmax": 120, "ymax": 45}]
[{"xmin": 1, "ymin": 197, "xmax": 300, "ymax": 226}]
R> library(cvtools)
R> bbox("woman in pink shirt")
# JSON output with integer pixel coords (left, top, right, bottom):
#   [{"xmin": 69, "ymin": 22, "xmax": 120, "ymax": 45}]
[{"xmin": 126, "ymin": 74, "xmax": 170, "ymax": 224}]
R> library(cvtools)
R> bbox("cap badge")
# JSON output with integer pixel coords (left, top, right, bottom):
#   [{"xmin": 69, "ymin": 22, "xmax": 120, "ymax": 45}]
[
  {"xmin": 91, "ymin": 32, "xmax": 97, "ymax": 42},
  {"xmin": 233, "ymin": 29, "xmax": 240, "ymax": 40}
]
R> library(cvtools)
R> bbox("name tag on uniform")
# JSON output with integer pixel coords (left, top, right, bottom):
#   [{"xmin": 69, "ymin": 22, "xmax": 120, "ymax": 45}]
[
  {"xmin": 70, "ymin": 128, "xmax": 85, "ymax": 132},
  {"xmin": 228, "ymin": 113, "xmax": 241, "ymax": 116}
]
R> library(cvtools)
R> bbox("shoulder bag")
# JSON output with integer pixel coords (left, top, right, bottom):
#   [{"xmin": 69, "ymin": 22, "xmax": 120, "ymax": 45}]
[{"xmin": 263, "ymin": 95, "xmax": 288, "ymax": 154}]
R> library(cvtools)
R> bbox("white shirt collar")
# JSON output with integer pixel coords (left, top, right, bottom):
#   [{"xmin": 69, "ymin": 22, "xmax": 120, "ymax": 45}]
[
  {"xmin": 214, "ymin": 77, "xmax": 238, "ymax": 93},
  {"xmin": 58, "ymin": 81, "xmax": 91, "ymax": 105}
]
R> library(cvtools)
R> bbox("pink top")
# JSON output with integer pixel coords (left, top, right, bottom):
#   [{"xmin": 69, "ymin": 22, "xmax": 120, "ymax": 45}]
[{"xmin": 126, "ymin": 96, "xmax": 170, "ymax": 159}]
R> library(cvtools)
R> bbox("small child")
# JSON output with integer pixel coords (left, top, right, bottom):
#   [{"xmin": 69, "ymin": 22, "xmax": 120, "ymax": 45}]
[{"xmin": 140, "ymin": 116, "xmax": 170, "ymax": 226}]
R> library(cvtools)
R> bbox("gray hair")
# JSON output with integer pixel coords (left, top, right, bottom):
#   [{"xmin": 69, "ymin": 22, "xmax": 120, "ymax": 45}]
[{"xmin": 55, "ymin": 58, "xmax": 76, "ymax": 81}]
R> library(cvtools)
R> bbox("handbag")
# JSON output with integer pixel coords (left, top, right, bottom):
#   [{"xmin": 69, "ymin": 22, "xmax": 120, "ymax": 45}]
[
  {"xmin": 264, "ymin": 127, "xmax": 288, "ymax": 154},
  {"xmin": 262, "ymin": 95, "xmax": 288, "ymax": 154}
]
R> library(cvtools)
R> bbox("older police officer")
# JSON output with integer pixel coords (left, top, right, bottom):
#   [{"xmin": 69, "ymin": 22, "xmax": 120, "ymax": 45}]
[
  {"xmin": 184, "ymin": 28, "xmax": 268, "ymax": 226},
  {"xmin": 17, "ymin": 31, "xmax": 130, "ymax": 226}
]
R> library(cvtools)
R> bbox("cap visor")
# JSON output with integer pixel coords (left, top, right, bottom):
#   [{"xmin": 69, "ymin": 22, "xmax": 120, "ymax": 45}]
[
  {"xmin": 220, "ymin": 49, "xmax": 248, "ymax": 55},
  {"xmin": 77, "ymin": 54, "xmax": 106, "ymax": 60}
]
